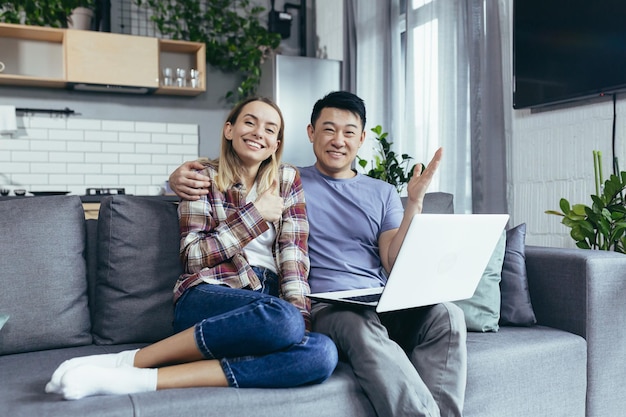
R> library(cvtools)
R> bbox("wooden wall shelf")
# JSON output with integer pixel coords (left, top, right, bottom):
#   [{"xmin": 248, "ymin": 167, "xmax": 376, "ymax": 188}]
[{"xmin": 0, "ymin": 23, "xmax": 206, "ymax": 96}]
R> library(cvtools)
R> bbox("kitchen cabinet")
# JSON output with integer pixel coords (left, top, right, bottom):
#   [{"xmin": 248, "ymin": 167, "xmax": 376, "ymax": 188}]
[
  {"xmin": 0, "ymin": 24, "xmax": 65, "ymax": 87},
  {"xmin": 156, "ymin": 39, "xmax": 206, "ymax": 95},
  {"xmin": 0, "ymin": 23, "xmax": 206, "ymax": 96},
  {"xmin": 66, "ymin": 30, "xmax": 159, "ymax": 89}
]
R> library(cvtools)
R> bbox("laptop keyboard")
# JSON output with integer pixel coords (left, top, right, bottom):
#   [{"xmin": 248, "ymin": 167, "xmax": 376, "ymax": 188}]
[{"xmin": 344, "ymin": 293, "xmax": 382, "ymax": 303}]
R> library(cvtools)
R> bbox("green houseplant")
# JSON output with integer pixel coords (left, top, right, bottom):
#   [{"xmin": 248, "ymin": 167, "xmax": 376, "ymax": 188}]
[
  {"xmin": 357, "ymin": 125, "xmax": 418, "ymax": 194},
  {"xmin": 134, "ymin": 0, "xmax": 281, "ymax": 102},
  {"xmin": 546, "ymin": 150, "xmax": 626, "ymax": 253},
  {"xmin": 0, "ymin": 0, "xmax": 94, "ymax": 28}
]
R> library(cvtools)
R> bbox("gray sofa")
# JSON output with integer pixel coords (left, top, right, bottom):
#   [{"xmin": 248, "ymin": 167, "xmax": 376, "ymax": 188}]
[{"xmin": 1, "ymin": 194, "xmax": 625, "ymax": 417}]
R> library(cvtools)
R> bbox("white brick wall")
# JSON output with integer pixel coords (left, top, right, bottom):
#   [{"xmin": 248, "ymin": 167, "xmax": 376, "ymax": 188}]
[
  {"xmin": 0, "ymin": 114, "xmax": 199, "ymax": 196},
  {"xmin": 510, "ymin": 98, "xmax": 626, "ymax": 248}
]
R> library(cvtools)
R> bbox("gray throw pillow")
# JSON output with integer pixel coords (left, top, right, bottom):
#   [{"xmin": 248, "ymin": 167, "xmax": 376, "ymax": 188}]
[
  {"xmin": 499, "ymin": 223, "xmax": 537, "ymax": 326},
  {"xmin": 92, "ymin": 195, "xmax": 182, "ymax": 345},
  {"xmin": 0, "ymin": 196, "xmax": 91, "ymax": 354}
]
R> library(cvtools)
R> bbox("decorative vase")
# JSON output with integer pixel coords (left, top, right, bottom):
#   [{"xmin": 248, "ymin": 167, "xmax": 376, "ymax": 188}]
[{"xmin": 68, "ymin": 7, "xmax": 93, "ymax": 30}]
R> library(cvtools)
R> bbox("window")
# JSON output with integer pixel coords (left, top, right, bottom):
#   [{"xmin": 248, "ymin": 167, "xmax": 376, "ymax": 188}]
[{"xmin": 396, "ymin": 0, "xmax": 472, "ymax": 211}]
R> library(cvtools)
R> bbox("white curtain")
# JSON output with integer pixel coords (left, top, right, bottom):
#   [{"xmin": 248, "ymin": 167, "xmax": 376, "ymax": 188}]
[
  {"xmin": 402, "ymin": 0, "xmax": 472, "ymax": 211},
  {"xmin": 465, "ymin": 0, "xmax": 508, "ymax": 214},
  {"xmin": 345, "ymin": 0, "xmax": 508, "ymax": 214},
  {"xmin": 343, "ymin": 0, "xmax": 400, "ymax": 174}
]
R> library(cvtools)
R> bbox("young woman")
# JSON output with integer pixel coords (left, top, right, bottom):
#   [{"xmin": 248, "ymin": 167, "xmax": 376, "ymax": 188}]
[{"xmin": 45, "ymin": 97, "xmax": 338, "ymax": 400}]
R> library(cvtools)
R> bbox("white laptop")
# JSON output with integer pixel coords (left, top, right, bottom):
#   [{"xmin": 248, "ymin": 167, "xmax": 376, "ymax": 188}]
[{"xmin": 307, "ymin": 214, "xmax": 509, "ymax": 313}]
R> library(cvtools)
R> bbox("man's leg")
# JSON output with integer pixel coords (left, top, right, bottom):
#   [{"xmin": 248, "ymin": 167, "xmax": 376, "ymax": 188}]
[
  {"xmin": 382, "ymin": 302, "xmax": 467, "ymax": 417},
  {"xmin": 312, "ymin": 303, "xmax": 441, "ymax": 417}
]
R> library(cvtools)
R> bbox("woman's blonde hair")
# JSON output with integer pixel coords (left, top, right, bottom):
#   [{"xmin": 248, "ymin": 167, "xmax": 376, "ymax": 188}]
[{"xmin": 208, "ymin": 97, "xmax": 285, "ymax": 195}]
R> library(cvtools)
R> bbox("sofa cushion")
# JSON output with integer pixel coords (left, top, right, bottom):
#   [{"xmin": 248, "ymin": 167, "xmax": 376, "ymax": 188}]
[
  {"xmin": 92, "ymin": 196, "xmax": 183, "ymax": 345},
  {"xmin": 454, "ymin": 231, "xmax": 506, "ymax": 332},
  {"xmin": 422, "ymin": 192, "xmax": 454, "ymax": 214},
  {"xmin": 0, "ymin": 196, "xmax": 91, "ymax": 354},
  {"xmin": 0, "ymin": 348, "xmax": 376, "ymax": 417},
  {"xmin": 402, "ymin": 192, "xmax": 454, "ymax": 214},
  {"xmin": 500, "ymin": 223, "xmax": 537, "ymax": 326},
  {"xmin": 0, "ymin": 343, "xmax": 144, "ymax": 417},
  {"xmin": 464, "ymin": 326, "xmax": 586, "ymax": 417}
]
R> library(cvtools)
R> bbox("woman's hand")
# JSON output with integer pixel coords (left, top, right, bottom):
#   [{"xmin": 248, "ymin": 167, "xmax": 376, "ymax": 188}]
[{"xmin": 254, "ymin": 180, "xmax": 283, "ymax": 223}]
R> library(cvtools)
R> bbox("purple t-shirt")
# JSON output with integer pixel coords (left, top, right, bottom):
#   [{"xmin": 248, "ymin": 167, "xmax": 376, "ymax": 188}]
[{"xmin": 299, "ymin": 165, "xmax": 404, "ymax": 293}]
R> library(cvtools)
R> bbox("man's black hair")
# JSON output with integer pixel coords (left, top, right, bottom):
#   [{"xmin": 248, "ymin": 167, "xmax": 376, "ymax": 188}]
[{"xmin": 310, "ymin": 91, "xmax": 366, "ymax": 129}]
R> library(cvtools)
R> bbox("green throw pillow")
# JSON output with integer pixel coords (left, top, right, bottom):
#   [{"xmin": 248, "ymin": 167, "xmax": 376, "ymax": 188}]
[
  {"xmin": 454, "ymin": 231, "xmax": 506, "ymax": 332},
  {"xmin": 0, "ymin": 314, "xmax": 8, "ymax": 331}
]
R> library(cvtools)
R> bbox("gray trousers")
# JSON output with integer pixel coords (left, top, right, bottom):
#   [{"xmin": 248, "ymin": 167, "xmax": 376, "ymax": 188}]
[{"xmin": 312, "ymin": 302, "xmax": 467, "ymax": 417}]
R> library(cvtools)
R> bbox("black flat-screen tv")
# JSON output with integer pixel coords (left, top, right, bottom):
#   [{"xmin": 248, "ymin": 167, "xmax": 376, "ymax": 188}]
[{"xmin": 513, "ymin": 0, "xmax": 626, "ymax": 109}]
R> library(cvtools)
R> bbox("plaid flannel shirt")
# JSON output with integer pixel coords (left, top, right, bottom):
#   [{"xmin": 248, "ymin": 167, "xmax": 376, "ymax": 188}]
[{"xmin": 174, "ymin": 163, "xmax": 312, "ymax": 327}]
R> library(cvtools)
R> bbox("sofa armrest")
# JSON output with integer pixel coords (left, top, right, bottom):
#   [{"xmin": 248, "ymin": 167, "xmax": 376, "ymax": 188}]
[
  {"xmin": 525, "ymin": 245, "xmax": 626, "ymax": 417},
  {"xmin": 525, "ymin": 245, "xmax": 626, "ymax": 335}
]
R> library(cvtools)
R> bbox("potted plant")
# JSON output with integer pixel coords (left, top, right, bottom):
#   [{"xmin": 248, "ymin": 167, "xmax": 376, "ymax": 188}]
[
  {"xmin": 67, "ymin": 0, "xmax": 95, "ymax": 30},
  {"xmin": 0, "ymin": 0, "xmax": 93, "ymax": 28},
  {"xmin": 357, "ymin": 125, "xmax": 418, "ymax": 194},
  {"xmin": 546, "ymin": 150, "xmax": 626, "ymax": 253},
  {"xmin": 134, "ymin": 0, "xmax": 281, "ymax": 102}
]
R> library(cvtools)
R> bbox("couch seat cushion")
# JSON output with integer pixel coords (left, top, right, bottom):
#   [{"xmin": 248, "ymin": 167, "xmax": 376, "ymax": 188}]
[
  {"xmin": 464, "ymin": 326, "xmax": 586, "ymax": 417},
  {"xmin": 0, "ymin": 344, "xmax": 144, "ymax": 417},
  {"xmin": 1, "ymin": 348, "xmax": 376, "ymax": 417},
  {"xmin": 128, "ymin": 362, "xmax": 376, "ymax": 417}
]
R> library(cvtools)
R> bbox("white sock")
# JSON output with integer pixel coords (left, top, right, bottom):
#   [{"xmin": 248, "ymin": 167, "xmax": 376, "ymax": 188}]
[
  {"xmin": 59, "ymin": 364, "xmax": 158, "ymax": 400},
  {"xmin": 45, "ymin": 349, "xmax": 139, "ymax": 395}
]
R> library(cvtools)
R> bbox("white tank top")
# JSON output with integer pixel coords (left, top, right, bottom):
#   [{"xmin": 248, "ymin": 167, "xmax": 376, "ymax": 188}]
[{"xmin": 243, "ymin": 184, "xmax": 277, "ymax": 273}]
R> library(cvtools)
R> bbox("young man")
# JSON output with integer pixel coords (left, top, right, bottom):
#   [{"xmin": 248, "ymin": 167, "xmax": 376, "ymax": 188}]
[{"xmin": 170, "ymin": 91, "xmax": 467, "ymax": 417}]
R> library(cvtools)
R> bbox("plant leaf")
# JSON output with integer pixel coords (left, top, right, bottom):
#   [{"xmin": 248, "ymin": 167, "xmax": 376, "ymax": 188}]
[
  {"xmin": 371, "ymin": 125, "xmax": 382, "ymax": 136},
  {"xmin": 576, "ymin": 241, "xmax": 591, "ymax": 249}
]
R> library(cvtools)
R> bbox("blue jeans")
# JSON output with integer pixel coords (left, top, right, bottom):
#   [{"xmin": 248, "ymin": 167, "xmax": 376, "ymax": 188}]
[{"xmin": 174, "ymin": 267, "xmax": 337, "ymax": 388}]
